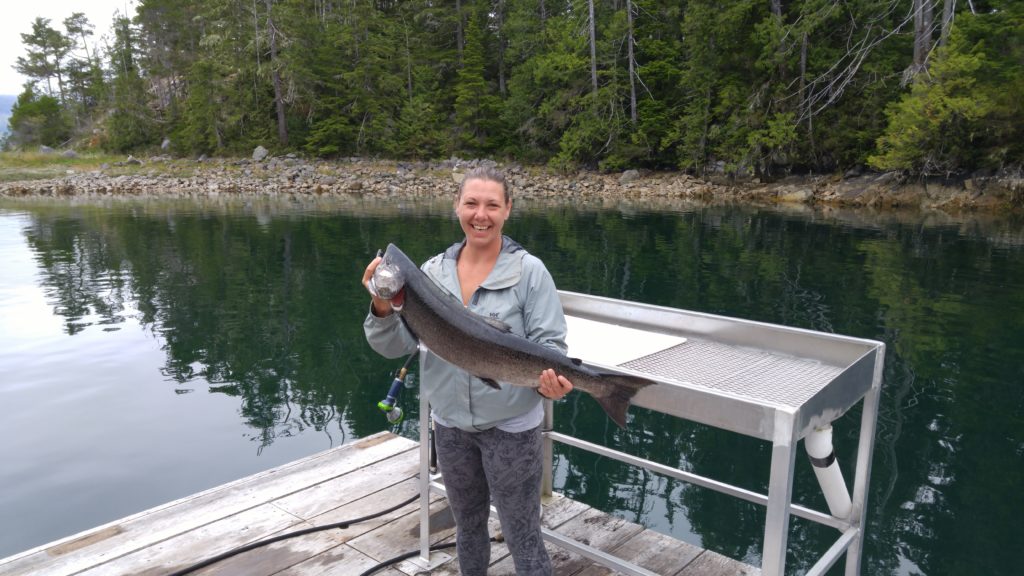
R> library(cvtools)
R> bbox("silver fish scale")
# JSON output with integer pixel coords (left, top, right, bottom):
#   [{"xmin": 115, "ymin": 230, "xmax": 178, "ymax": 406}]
[{"xmin": 620, "ymin": 338, "xmax": 845, "ymax": 408}]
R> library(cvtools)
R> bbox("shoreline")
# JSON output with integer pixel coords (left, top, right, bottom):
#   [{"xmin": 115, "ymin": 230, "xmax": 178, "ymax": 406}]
[{"xmin": 1, "ymin": 155, "xmax": 1022, "ymax": 214}]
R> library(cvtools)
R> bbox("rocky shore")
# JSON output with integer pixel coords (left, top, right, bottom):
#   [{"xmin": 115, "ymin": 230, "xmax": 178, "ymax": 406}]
[{"xmin": 1, "ymin": 154, "xmax": 1021, "ymax": 213}]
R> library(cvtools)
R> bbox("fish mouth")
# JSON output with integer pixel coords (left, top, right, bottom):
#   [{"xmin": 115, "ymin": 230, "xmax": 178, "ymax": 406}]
[{"xmin": 391, "ymin": 288, "xmax": 405, "ymax": 311}]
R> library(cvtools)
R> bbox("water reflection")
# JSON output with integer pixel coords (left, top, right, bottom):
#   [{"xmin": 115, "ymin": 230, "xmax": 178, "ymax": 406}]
[{"xmin": 1, "ymin": 197, "xmax": 1022, "ymax": 575}]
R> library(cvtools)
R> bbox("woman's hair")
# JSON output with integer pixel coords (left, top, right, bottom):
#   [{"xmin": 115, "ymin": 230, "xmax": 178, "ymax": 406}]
[{"xmin": 457, "ymin": 166, "xmax": 511, "ymax": 204}]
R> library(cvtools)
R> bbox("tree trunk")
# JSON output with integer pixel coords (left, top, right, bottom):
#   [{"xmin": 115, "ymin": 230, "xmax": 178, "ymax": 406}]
[
  {"xmin": 497, "ymin": 0, "xmax": 506, "ymax": 96},
  {"xmin": 404, "ymin": 19, "xmax": 414, "ymax": 101},
  {"xmin": 588, "ymin": 0, "xmax": 598, "ymax": 96},
  {"xmin": 800, "ymin": 31, "xmax": 818, "ymax": 166},
  {"xmin": 939, "ymin": 0, "xmax": 956, "ymax": 46},
  {"xmin": 266, "ymin": 0, "xmax": 288, "ymax": 145},
  {"xmin": 912, "ymin": 0, "xmax": 935, "ymax": 73},
  {"xmin": 456, "ymin": 0, "xmax": 465, "ymax": 65},
  {"xmin": 626, "ymin": 0, "xmax": 637, "ymax": 124}
]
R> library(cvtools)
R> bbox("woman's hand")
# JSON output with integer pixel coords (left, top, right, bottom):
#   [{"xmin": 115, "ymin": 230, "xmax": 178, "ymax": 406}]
[
  {"xmin": 362, "ymin": 256, "xmax": 394, "ymax": 317},
  {"xmin": 537, "ymin": 369, "xmax": 573, "ymax": 400}
]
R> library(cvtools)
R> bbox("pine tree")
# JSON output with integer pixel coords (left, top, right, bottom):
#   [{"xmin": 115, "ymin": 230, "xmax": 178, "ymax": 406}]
[
  {"xmin": 15, "ymin": 18, "xmax": 74, "ymax": 104},
  {"xmin": 454, "ymin": 12, "xmax": 501, "ymax": 153},
  {"xmin": 103, "ymin": 16, "xmax": 157, "ymax": 152}
]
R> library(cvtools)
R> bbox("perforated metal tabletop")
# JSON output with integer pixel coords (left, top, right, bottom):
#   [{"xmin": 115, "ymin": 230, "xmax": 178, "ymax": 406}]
[{"xmin": 560, "ymin": 290, "xmax": 881, "ymax": 441}]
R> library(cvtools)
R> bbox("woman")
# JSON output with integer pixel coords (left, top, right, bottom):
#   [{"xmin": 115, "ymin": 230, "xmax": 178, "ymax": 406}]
[{"xmin": 362, "ymin": 166, "xmax": 573, "ymax": 575}]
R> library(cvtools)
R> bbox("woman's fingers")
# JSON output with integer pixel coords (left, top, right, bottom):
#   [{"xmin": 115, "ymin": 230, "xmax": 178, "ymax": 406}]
[{"xmin": 538, "ymin": 369, "xmax": 573, "ymax": 400}]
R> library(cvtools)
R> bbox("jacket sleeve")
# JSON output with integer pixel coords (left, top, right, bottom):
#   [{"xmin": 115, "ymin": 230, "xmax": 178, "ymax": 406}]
[
  {"xmin": 520, "ymin": 255, "xmax": 569, "ymax": 355},
  {"xmin": 363, "ymin": 306, "xmax": 419, "ymax": 359}
]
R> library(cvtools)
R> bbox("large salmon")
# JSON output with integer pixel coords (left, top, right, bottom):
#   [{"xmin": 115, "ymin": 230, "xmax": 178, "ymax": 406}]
[{"xmin": 369, "ymin": 243, "xmax": 652, "ymax": 428}]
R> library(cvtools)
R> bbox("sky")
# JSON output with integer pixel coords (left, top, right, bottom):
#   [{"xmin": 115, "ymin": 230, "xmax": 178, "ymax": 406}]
[{"xmin": 1, "ymin": 1, "xmax": 138, "ymax": 96}]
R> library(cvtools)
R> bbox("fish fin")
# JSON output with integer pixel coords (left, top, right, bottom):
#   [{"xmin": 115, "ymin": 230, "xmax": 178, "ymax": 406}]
[
  {"xmin": 481, "ymin": 317, "xmax": 513, "ymax": 333},
  {"xmin": 480, "ymin": 378, "xmax": 502, "ymax": 390},
  {"xmin": 570, "ymin": 357, "xmax": 583, "ymax": 366},
  {"xmin": 592, "ymin": 372, "xmax": 655, "ymax": 428}
]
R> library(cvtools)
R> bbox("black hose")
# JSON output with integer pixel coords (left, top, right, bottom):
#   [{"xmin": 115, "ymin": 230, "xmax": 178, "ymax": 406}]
[
  {"xmin": 166, "ymin": 493, "xmax": 420, "ymax": 576},
  {"xmin": 357, "ymin": 541, "xmax": 458, "ymax": 576},
  {"xmin": 357, "ymin": 536, "xmax": 500, "ymax": 576}
]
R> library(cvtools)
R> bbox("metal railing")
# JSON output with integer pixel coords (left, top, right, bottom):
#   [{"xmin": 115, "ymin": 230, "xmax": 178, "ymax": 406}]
[{"xmin": 414, "ymin": 291, "xmax": 884, "ymax": 576}]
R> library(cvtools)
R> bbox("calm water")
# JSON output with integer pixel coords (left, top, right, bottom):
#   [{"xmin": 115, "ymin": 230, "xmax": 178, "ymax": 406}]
[{"xmin": 1, "ymin": 197, "xmax": 1022, "ymax": 575}]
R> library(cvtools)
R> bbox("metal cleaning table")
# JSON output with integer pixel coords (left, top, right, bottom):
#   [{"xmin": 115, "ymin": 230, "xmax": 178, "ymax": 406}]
[{"xmin": 418, "ymin": 290, "xmax": 885, "ymax": 576}]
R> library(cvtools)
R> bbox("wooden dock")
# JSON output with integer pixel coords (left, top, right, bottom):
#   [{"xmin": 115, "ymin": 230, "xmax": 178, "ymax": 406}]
[{"xmin": 0, "ymin": 432, "xmax": 759, "ymax": 576}]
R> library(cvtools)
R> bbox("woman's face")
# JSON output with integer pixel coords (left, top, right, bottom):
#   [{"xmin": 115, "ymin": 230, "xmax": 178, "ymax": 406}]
[{"xmin": 455, "ymin": 177, "xmax": 511, "ymax": 250}]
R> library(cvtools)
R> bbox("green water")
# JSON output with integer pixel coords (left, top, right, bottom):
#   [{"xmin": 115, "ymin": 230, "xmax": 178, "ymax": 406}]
[{"xmin": 1, "ymin": 197, "xmax": 1022, "ymax": 575}]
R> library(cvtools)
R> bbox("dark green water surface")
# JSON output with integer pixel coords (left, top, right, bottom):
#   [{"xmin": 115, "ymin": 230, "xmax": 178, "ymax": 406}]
[{"xmin": 1, "ymin": 197, "xmax": 1022, "ymax": 575}]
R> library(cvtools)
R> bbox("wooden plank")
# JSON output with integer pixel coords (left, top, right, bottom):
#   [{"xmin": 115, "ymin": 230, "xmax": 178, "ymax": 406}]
[
  {"xmin": 574, "ymin": 529, "xmax": 704, "ymax": 576},
  {"xmin": 542, "ymin": 493, "xmax": 593, "ymax": 529},
  {"xmin": 490, "ymin": 507, "xmax": 645, "ymax": 575},
  {"xmin": 412, "ymin": 514, "xmax": 506, "ymax": 576},
  {"xmin": 274, "ymin": 543, "xmax": 406, "ymax": 576},
  {"xmin": 300, "ymin": 477, "xmax": 428, "ymax": 541},
  {"xmin": 193, "ymin": 478, "xmax": 432, "ymax": 576},
  {"xmin": 272, "ymin": 448, "xmax": 419, "ymax": 520},
  {"xmin": 0, "ymin": 433, "xmax": 415, "ymax": 576},
  {"xmin": 196, "ymin": 531, "xmax": 345, "ymax": 576},
  {"xmin": 346, "ymin": 497, "xmax": 457, "ymax": 563},
  {"xmin": 77, "ymin": 503, "xmax": 308, "ymax": 576},
  {"xmin": 678, "ymin": 551, "xmax": 762, "ymax": 576}
]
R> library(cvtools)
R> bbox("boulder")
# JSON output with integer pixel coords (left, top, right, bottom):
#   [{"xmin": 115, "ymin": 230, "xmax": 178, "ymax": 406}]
[
  {"xmin": 619, "ymin": 169, "xmax": 641, "ymax": 185},
  {"xmin": 252, "ymin": 145, "xmax": 270, "ymax": 161}
]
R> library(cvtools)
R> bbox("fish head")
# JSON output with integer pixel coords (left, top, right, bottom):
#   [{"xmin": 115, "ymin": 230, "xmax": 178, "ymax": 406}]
[{"xmin": 368, "ymin": 244, "xmax": 408, "ymax": 309}]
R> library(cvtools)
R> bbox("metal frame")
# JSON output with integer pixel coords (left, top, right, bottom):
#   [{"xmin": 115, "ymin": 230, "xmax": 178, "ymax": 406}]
[{"xmin": 417, "ymin": 291, "xmax": 884, "ymax": 575}]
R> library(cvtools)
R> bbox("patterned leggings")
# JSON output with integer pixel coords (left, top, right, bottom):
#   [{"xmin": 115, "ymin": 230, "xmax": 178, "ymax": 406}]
[{"xmin": 433, "ymin": 423, "xmax": 552, "ymax": 576}]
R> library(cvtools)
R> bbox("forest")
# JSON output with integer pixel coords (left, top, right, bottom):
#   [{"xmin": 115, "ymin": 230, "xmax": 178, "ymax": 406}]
[{"xmin": 4, "ymin": 0, "xmax": 1022, "ymax": 178}]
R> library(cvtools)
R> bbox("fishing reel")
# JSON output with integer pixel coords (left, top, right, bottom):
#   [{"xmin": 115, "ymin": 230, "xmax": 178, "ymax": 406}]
[{"xmin": 377, "ymin": 352, "xmax": 417, "ymax": 425}]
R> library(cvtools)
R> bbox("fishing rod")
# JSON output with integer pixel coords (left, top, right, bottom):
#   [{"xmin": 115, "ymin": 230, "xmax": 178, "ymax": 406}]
[{"xmin": 376, "ymin": 350, "xmax": 417, "ymax": 424}]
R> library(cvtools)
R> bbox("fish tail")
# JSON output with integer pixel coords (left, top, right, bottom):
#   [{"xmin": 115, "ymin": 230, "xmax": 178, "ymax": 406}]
[{"xmin": 593, "ymin": 372, "xmax": 653, "ymax": 428}]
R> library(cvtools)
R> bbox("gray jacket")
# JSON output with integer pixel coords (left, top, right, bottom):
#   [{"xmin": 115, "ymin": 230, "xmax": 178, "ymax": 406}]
[{"xmin": 363, "ymin": 237, "xmax": 568, "ymax": 431}]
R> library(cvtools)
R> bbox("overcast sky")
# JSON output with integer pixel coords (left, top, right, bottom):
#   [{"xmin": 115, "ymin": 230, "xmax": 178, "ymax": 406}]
[{"xmin": 1, "ymin": 1, "xmax": 138, "ymax": 96}]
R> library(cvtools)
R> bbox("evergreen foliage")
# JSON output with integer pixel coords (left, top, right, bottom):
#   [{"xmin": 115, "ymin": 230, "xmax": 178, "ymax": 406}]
[
  {"xmin": 6, "ymin": 84, "xmax": 71, "ymax": 148},
  {"xmin": 5, "ymin": 0, "xmax": 1021, "ymax": 176}
]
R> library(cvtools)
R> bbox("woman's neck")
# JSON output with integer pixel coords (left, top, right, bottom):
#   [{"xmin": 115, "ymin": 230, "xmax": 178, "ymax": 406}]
[{"xmin": 460, "ymin": 236, "xmax": 503, "ymax": 265}]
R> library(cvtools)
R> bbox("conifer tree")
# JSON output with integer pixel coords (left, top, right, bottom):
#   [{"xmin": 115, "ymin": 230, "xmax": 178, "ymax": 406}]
[{"xmin": 454, "ymin": 12, "xmax": 501, "ymax": 153}]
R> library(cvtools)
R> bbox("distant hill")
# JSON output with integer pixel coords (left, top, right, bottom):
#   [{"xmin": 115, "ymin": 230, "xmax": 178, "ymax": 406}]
[{"xmin": 0, "ymin": 95, "xmax": 15, "ymax": 137}]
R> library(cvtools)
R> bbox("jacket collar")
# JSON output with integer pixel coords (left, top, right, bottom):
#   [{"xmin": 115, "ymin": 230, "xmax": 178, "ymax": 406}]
[{"xmin": 432, "ymin": 236, "xmax": 526, "ymax": 293}]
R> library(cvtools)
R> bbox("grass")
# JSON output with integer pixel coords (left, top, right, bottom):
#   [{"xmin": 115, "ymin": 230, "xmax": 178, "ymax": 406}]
[{"xmin": 0, "ymin": 151, "xmax": 135, "ymax": 182}]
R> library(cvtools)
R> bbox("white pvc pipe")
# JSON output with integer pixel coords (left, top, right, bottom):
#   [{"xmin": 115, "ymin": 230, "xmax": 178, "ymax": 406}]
[{"xmin": 806, "ymin": 426, "xmax": 852, "ymax": 519}]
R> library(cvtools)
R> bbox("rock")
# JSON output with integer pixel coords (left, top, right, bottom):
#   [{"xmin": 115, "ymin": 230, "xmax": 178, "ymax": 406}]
[
  {"xmin": 452, "ymin": 171, "xmax": 466, "ymax": 185},
  {"xmin": 252, "ymin": 146, "xmax": 270, "ymax": 161},
  {"xmin": 39, "ymin": 145, "xmax": 55, "ymax": 154},
  {"xmin": 777, "ymin": 188, "xmax": 813, "ymax": 203},
  {"xmin": 843, "ymin": 165, "xmax": 864, "ymax": 179},
  {"xmin": 161, "ymin": 138, "xmax": 171, "ymax": 150},
  {"xmin": 61, "ymin": 149, "xmax": 78, "ymax": 159},
  {"xmin": 619, "ymin": 169, "xmax": 641, "ymax": 185},
  {"xmin": 125, "ymin": 155, "xmax": 144, "ymax": 166}
]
